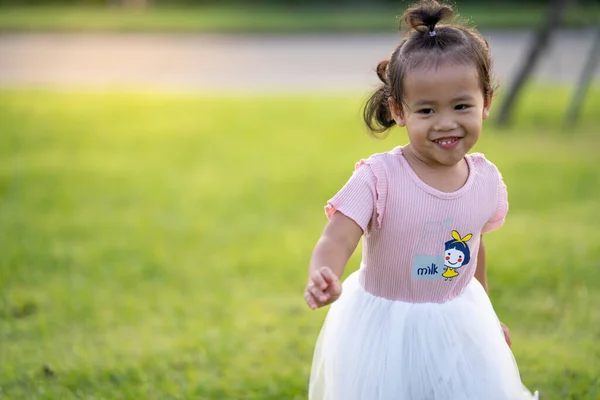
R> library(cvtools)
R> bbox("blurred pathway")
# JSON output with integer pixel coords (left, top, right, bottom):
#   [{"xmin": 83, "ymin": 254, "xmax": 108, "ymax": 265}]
[{"xmin": 0, "ymin": 30, "xmax": 597, "ymax": 92}]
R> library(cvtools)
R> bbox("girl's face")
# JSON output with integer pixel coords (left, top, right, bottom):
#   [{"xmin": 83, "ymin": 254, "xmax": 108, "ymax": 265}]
[
  {"xmin": 445, "ymin": 248, "xmax": 465, "ymax": 269},
  {"xmin": 389, "ymin": 62, "xmax": 492, "ymax": 167}
]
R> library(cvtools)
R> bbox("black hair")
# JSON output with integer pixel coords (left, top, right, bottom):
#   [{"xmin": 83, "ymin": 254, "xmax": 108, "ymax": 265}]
[{"xmin": 363, "ymin": 0, "xmax": 495, "ymax": 137}]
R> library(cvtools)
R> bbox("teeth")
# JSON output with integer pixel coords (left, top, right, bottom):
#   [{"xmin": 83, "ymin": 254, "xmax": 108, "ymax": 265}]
[{"xmin": 435, "ymin": 137, "xmax": 458, "ymax": 145}]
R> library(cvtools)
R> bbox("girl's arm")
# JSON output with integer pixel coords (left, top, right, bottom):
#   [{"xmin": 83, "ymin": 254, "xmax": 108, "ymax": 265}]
[
  {"xmin": 475, "ymin": 236, "xmax": 488, "ymax": 292},
  {"xmin": 477, "ymin": 235, "xmax": 512, "ymax": 347},
  {"xmin": 304, "ymin": 212, "xmax": 363, "ymax": 309},
  {"xmin": 309, "ymin": 212, "xmax": 363, "ymax": 279}
]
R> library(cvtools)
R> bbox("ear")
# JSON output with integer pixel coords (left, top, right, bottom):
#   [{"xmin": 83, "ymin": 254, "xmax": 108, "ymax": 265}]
[
  {"xmin": 388, "ymin": 97, "xmax": 406, "ymax": 127},
  {"xmin": 482, "ymin": 92, "xmax": 493, "ymax": 120}
]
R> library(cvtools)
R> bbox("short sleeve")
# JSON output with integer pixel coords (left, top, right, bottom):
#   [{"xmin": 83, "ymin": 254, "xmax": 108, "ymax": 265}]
[
  {"xmin": 324, "ymin": 157, "xmax": 388, "ymax": 233},
  {"xmin": 482, "ymin": 175, "xmax": 508, "ymax": 234}
]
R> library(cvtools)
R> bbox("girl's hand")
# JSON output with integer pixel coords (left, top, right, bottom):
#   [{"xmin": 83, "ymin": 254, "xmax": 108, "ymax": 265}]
[
  {"xmin": 500, "ymin": 322, "xmax": 512, "ymax": 347},
  {"xmin": 304, "ymin": 266, "xmax": 342, "ymax": 310}
]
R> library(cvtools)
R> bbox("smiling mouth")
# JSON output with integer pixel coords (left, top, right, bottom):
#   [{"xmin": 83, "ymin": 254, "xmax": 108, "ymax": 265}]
[
  {"xmin": 447, "ymin": 261, "xmax": 458, "ymax": 265},
  {"xmin": 433, "ymin": 137, "xmax": 461, "ymax": 146}
]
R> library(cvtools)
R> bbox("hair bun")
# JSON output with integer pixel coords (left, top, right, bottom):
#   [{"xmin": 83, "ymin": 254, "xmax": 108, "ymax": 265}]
[
  {"xmin": 376, "ymin": 60, "xmax": 389, "ymax": 84},
  {"xmin": 403, "ymin": 0, "xmax": 453, "ymax": 33}
]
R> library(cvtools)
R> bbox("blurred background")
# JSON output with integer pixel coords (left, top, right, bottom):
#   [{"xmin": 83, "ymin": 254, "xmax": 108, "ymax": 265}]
[{"xmin": 0, "ymin": 1, "xmax": 599, "ymax": 399}]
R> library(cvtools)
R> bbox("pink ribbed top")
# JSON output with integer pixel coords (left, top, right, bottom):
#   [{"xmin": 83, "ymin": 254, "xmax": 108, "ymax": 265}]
[{"xmin": 325, "ymin": 146, "xmax": 508, "ymax": 303}]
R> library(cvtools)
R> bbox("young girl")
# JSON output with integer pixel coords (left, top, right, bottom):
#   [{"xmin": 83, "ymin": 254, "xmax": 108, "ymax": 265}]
[{"xmin": 304, "ymin": 1, "xmax": 539, "ymax": 399}]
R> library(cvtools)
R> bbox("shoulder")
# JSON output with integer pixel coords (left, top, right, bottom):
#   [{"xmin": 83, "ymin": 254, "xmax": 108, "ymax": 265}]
[
  {"xmin": 355, "ymin": 147, "xmax": 402, "ymax": 171},
  {"xmin": 467, "ymin": 152, "xmax": 503, "ymax": 181},
  {"xmin": 352, "ymin": 148, "xmax": 400, "ymax": 229}
]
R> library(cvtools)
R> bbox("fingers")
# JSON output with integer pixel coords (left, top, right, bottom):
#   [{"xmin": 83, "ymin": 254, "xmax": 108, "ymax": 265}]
[
  {"xmin": 306, "ymin": 280, "xmax": 329, "ymax": 304},
  {"xmin": 304, "ymin": 267, "xmax": 343, "ymax": 310},
  {"xmin": 500, "ymin": 322, "xmax": 512, "ymax": 347},
  {"xmin": 319, "ymin": 267, "xmax": 342, "ymax": 295},
  {"xmin": 504, "ymin": 328, "xmax": 512, "ymax": 347},
  {"xmin": 304, "ymin": 288, "xmax": 319, "ymax": 310},
  {"xmin": 319, "ymin": 266, "xmax": 339, "ymax": 286},
  {"xmin": 306, "ymin": 268, "xmax": 332, "ymax": 305},
  {"xmin": 310, "ymin": 269, "xmax": 329, "ymax": 290}
]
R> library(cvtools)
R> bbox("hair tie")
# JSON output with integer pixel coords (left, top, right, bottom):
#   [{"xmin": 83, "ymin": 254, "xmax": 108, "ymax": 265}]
[{"xmin": 428, "ymin": 23, "xmax": 436, "ymax": 37}]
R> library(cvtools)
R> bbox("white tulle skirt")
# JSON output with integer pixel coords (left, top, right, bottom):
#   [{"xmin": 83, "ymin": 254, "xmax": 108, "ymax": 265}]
[{"xmin": 309, "ymin": 272, "xmax": 538, "ymax": 400}]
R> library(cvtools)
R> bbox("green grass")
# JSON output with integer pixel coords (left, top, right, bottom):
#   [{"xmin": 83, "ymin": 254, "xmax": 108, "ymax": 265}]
[
  {"xmin": 0, "ymin": 4, "xmax": 598, "ymax": 33},
  {"xmin": 0, "ymin": 86, "xmax": 599, "ymax": 399}
]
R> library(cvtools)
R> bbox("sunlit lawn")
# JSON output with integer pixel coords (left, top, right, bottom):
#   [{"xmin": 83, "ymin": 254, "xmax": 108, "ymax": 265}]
[{"xmin": 0, "ymin": 87, "xmax": 599, "ymax": 399}]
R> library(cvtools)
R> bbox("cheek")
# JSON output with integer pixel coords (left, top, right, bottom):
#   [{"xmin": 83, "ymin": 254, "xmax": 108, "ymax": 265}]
[
  {"xmin": 463, "ymin": 115, "xmax": 483, "ymax": 133},
  {"xmin": 406, "ymin": 121, "xmax": 430, "ymax": 141}
]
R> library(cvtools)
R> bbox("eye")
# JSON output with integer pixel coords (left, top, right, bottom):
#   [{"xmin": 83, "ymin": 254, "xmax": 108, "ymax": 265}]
[
  {"xmin": 419, "ymin": 108, "xmax": 434, "ymax": 115},
  {"xmin": 455, "ymin": 104, "xmax": 472, "ymax": 111}
]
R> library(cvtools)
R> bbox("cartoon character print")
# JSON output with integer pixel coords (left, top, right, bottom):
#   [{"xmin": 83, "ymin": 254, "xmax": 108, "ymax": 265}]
[{"xmin": 442, "ymin": 230, "xmax": 473, "ymax": 281}]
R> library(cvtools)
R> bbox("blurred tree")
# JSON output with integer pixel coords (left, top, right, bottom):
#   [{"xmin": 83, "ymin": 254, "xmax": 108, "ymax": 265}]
[
  {"xmin": 496, "ymin": 0, "xmax": 570, "ymax": 126},
  {"xmin": 566, "ymin": 25, "xmax": 600, "ymax": 124}
]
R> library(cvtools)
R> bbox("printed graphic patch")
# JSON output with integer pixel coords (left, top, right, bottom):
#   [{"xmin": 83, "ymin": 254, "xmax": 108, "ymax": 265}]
[
  {"xmin": 412, "ymin": 255, "xmax": 445, "ymax": 280},
  {"xmin": 441, "ymin": 230, "xmax": 472, "ymax": 281},
  {"xmin": 412, "ymin": 222, "xmax": 473, "ymax": 282}
]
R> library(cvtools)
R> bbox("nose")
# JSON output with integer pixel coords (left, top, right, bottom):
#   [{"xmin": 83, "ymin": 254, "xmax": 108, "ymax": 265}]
[{"xmin": 433, "ymin": 112, "xmax": 458, "ymax": 132}]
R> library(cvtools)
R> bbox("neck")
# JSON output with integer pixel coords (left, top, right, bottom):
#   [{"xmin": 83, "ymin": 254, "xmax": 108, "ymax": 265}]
[{"xmin": 402, "ymin": 144, "xmax": 469, "ymax": 193}]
